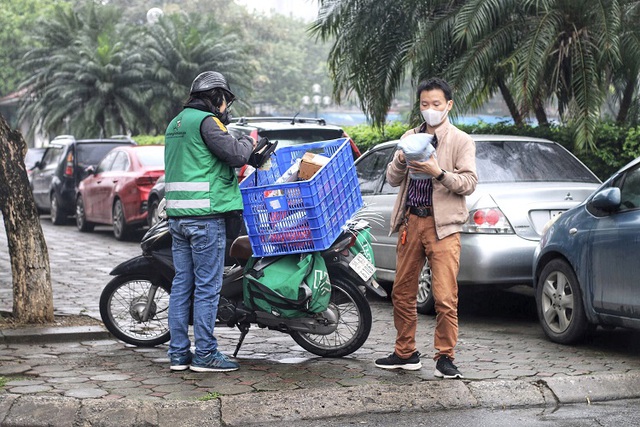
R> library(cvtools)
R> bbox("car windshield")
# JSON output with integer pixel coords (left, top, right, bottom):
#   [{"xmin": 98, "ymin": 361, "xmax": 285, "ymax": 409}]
[
  {"xmin": 77, "ymin": 143, "xmax": 132, "ymax": 168},
  {"xmin": 137, "ymin": 146, "xmax": 165, "ymax": 167},
  {"xmin": 260, "ymin": 129, "xmax": 344, "ymax": 148},
  {"xmin": 477, "ymin": 140, "xmax": 600, "ymax": 183}
]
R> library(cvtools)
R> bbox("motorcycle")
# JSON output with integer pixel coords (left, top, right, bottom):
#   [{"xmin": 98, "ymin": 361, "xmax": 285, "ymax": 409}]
[{"xmin": 99, "ymin": 215, "xmax": 387, "ymax": 358}]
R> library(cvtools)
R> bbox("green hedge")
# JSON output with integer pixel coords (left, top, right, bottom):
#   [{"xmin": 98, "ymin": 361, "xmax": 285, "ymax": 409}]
[
  {"xmin": 345, "ymin": 122, "xmax": 640, "ymax": 181},
  {"xmin": 132, "ymin": 135, "xmax": 164, "ymax": 146}
]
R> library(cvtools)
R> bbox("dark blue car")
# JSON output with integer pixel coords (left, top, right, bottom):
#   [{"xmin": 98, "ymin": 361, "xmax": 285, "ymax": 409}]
[{"xmin": 533, "ymin": 156, "xmax": 640, "ymax": 344}]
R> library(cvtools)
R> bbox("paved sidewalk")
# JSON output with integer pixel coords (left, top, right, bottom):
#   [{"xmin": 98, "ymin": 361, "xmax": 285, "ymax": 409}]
[{"xmin": 1, "ymin": 218, "xmax": 640, "ymax": 426}]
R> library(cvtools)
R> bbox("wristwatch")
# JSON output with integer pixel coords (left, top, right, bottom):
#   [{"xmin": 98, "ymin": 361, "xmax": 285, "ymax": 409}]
[{"xmin": 436, "ymin": 169, "xmax": 446, "ymax": 181}]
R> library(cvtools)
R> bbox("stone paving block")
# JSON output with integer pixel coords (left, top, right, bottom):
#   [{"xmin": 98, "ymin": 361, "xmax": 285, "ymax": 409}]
[
  {"xmin": 3, "ymin": 396, "xmax": 79, "ymax": 427},
  {"xmin": 220, "ymin": 381, "xmax": 475, "ymax": 425},
  {"xmin": 0, "ymin": 394, "xmax": 19, "ymax": 425},
  {"xmin": 65, "ymin": 388, "xmax": 109, "ymax": 399},
  {"xmin": 543, "ymin": 372, "xmax": 640, "ymax": 403},
  {"xmin": 466, "ymin": 379, "xmax": 550, "ymax": 409},
  {"xmin": 156, "ymin": 400, "xmax": 221, "ymax": 427}
]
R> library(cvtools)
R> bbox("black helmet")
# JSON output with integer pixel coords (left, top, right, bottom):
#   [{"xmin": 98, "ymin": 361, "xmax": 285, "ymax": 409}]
[{"xmin": 190, "ymin": 71, "xmax": 235, "ymax": 101}]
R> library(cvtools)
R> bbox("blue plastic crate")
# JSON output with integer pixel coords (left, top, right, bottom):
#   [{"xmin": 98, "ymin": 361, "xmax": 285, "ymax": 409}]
[{"xmin": 239, "ymin": 137, "xmax": 363, "ymax": 257}]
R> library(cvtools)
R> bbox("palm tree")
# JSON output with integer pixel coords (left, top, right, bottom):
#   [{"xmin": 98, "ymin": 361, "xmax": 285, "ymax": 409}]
[
  {"xmin": 507, "ymin": 0, "xmax": 623, "ymax": 150},
  {"xmin": 612, "ymin": 1, "xmax": 640, "ymax": 125},
  {"xmin": 141, "ymin": 12, "xmax": 255, "ymax": 132},
  {"xmin": 312, "ymin": 0, "xmax": 640, "ymax": 150},
  {"xmin": 311, "ymin": 0, "xmax": 448, "ymax": 126},
  {"xmin": 18, "ymin": 3, "xmax": 152, "ymax": 138}
]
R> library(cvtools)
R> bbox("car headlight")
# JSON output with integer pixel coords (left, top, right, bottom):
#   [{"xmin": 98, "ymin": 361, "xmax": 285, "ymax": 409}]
[{"xmin": 462, "ymin": 208, "xmax": 515, "ymax": 234}]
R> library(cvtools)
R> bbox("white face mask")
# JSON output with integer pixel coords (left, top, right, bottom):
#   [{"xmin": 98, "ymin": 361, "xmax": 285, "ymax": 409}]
[{"xmin": 421, "ymin": 105, "xmax": 450, "ymax": 127}]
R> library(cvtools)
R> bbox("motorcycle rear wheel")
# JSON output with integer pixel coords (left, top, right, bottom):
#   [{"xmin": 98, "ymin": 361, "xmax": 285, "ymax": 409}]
[
  {"xmin": 290, "ymin": 278, "xmax": 372, "ymax": 357},
  {"xmin": 100, "ymin": 274, "xmax": 171, "ymax": 347}
]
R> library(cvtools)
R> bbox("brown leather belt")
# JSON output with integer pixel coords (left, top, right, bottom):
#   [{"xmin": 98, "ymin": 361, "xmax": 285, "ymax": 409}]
[{"xmin": 408, "ymin": 206, "xmax": 433, "ymax": 217}]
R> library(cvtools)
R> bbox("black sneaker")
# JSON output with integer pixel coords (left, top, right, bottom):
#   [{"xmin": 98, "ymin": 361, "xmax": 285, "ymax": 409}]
[
  {"xmin": 434, "ymin": 356, "xmax": 464, "ymax": 379},
  {"xmin": 375, "ymin": 352, "xmax": 422, "ymax": 370}
]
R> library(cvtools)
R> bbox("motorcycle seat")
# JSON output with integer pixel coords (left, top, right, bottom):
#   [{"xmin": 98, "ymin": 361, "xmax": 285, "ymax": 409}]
[{"xmin": 229, "ymin": 236, "xmax": 252, "ymax": 261}]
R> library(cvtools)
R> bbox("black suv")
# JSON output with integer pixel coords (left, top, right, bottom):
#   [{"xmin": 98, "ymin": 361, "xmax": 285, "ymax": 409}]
[
  {"xmin": 227, "ymin": 116, "xmax": 360, "ymax": 180},
  {"xmin": 30, "ymin": 135, "xmax": 137, "ymax": 224}
]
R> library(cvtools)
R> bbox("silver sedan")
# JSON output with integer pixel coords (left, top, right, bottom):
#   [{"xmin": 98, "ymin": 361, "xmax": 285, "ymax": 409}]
[{"xmin": 355, "ymin": 135, "xmax": 601, "ymax": 313}]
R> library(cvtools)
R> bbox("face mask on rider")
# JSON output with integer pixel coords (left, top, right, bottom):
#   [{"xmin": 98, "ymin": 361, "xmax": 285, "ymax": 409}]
[
  {"xmin": 421, "ymin": 102, "xmax": 451, "ymax": 127},
  {"xmin": 218, "ymin": 109, "xmax": 232, "ymax": 126}
]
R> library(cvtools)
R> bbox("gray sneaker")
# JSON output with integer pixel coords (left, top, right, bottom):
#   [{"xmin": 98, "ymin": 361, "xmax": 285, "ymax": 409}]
[
  {"xmin": 190, "ymin": 350, "xmax": 239, "ymax": 372},
  {"xmin": 434, "ymin": 356, "xmax": 464, "ymax": 379}
]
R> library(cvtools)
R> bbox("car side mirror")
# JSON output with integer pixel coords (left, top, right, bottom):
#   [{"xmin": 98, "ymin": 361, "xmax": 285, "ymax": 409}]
[
  {"xmin": 589, "ymin": 187, "xmax": 620, "ymax": 211},
  {"xmin": 85, "ymin": 165, "xmax": 96, "ymax": 175},
  {"xmin": 33, "ymin": 161, "xmax": 43, "ymax": 169}
]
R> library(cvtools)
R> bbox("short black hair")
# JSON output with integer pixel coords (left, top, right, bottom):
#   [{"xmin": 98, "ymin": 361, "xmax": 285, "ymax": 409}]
[{"xmin": 416, "ymin": 78, "xmax": 453, "ymax": 101}]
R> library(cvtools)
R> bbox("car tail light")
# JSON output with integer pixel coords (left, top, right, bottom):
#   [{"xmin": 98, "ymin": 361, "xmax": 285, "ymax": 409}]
[
  {"xmin": 64, "ymin": 152, "xmax": 74, "ymax": 177},
  {"xmin": 462, "ymin": 208, "xmax": 514, "ymax": 234},
  {"xmin": 135, "ymin": 175, "xmax": 157, "ymax": 187},
  {"xmin": 343, "ymin": 132, "xmax": 361, "ymax": 159}
]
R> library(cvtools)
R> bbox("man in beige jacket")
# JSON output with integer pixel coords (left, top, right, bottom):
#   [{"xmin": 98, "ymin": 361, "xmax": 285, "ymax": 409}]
[{"xmin": 375, "ymin": 78, "xmax": 477, "ymax": 378}]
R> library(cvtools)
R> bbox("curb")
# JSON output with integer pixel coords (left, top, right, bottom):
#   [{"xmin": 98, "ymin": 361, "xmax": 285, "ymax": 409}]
[
  {"xmin": 1, "ymin": 374, "xmax": 640, "ymax": 426},
  {"xmin": 0, "ymin": 326, "xmax": 111, "ymax": 344}
]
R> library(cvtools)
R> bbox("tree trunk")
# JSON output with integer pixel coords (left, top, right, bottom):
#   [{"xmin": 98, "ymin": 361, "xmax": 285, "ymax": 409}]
[
  {"xmin": 533, "ymin": 96, "xmax": 549, "ymax": 126},
  {"xmin": 496, "ymin": 77, "xmax": 524, "ymax": 126},
  {"xmin": 0, "ymin": 113, "xmax": 53, "ymax": 323},
  {"xmin": 616, "ymin": 77, "xmax": 636, "ymax": 125}
]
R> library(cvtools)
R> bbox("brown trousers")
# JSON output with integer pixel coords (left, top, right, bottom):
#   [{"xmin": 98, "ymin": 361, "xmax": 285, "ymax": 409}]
[{"xmin": 392, "ymin": 214, "xmax": 461, "ymax": 360}]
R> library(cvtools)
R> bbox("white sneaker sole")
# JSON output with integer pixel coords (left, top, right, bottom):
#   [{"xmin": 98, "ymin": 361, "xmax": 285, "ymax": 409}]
[
  {"xmin": 434, "ymin": 368, "xmax": 464, "ymax": 379},
  {"xmin": 169, "ymin": 364, "xmax": 190, "ymax": 371},
  {"xmin": 375, "ymin": 362, "xmax": 422, "ymax": 371},
  {"xmin": 189, "ymin": 365, "xmax": 239, "ymax": 372}
]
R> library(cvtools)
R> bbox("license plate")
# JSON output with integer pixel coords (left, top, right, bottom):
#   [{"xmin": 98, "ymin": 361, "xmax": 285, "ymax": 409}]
[{"xmin": 349, "ymin": 252, "xmax": 375, "ymax": 282}]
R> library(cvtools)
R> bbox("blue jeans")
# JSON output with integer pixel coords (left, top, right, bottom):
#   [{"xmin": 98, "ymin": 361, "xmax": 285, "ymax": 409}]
[{"xmin": 168, "ymin": 217, "xmax": 226, "ymax": 358}]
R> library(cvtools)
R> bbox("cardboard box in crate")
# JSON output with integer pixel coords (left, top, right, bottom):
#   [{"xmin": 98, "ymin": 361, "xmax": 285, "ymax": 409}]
[{"xmin": 239, "ymin": 138, "xmax": 362, "ymax": 256}]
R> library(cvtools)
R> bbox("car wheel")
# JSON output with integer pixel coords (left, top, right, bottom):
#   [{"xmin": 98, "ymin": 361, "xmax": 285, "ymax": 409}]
[
  {"xmin": 417, "ymin": 260, "xmax": 435, "ymax": 315},
  {"xmin": 536, "ymin": 259, "xmax": 589, "ymax": 344},
  {"xmin": 112, "ymin": 199, "xmax": 130, "ymax": 241},
  {"xmin": 75, "ymin": 196, "xmax": 94, "ymax": 232},
  {"xmin": 50, "ymin": 193, "xmax": 66, "ymax": 225},
  {"xmin": 147, "ymin": 197, "xmax": 159, "ymax": 228}
]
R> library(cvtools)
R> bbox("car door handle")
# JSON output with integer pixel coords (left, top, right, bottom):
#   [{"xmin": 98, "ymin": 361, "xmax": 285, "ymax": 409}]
[
  {"xmin": 569, "ymin": 228, "xmax": 577, "ymax": 235},
  {"xmin": 112, "ymin": 179, "xmax": 118, "ymax": 183}
]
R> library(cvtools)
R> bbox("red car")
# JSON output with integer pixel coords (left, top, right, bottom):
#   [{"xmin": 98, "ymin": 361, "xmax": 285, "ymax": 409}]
[{"xmin": 76, "ymin": 145, "xmax": 165, "ymax": 240}]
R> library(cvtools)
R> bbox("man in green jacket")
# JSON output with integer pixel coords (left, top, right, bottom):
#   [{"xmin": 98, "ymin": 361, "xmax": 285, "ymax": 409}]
[{"xmin": 164, "ymin": 71, "xmax": 255, "ymax": 372}]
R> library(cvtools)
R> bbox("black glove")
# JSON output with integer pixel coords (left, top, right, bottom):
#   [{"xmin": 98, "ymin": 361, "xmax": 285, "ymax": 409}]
[{"xmin": 248, "ymin": 137, "xmax": 278, "ymax": 169}]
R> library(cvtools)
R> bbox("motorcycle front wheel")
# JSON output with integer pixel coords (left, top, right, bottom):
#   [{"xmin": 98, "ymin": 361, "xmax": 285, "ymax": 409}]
[
  {"xmin": 99, "ymin": 274, "xmax": 171, "ymax": 347},
  {"xmin": 290, "ymin": 278, "xmax": 372, "ymax": 358}
]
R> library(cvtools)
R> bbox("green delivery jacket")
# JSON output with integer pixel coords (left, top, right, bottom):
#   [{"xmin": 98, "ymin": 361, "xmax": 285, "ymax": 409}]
[{"xmin": 164, "ymin": 107, "xmax": 248, "ymax": 217}]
